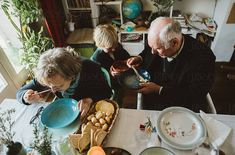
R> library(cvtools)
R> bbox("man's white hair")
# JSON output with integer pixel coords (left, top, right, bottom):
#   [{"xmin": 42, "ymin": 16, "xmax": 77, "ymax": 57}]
[{"xmin": 151, "ymin": 17, "xmax": 182, "ymax": 49}]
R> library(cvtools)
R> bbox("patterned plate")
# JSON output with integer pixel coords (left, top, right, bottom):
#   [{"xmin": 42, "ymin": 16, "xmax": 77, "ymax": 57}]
[{"xmin": 157, "ymin": 107, "xmax": 206, "ymax": 150}]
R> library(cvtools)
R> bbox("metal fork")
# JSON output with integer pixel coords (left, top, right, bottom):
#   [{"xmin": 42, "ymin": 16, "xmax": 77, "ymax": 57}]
[{"xmin": 203, "ymin": 137, "xmax": 219, "ymax": 154}]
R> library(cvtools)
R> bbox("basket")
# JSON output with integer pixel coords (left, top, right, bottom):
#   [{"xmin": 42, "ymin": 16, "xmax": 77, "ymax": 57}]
[{"xmin": 72, "ymin": 99, "xmax": 119, "ymax": 153}]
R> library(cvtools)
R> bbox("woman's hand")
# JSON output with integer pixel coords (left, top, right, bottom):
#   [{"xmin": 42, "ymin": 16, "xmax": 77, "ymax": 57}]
[
  {"xmin": 126, "ymin": 56, "xmax": 142, "ymax": 68},
  {"xmin": 78, "ymin": 98, "xmax": 93, "ymax": 119},
  {"xmin": 137, "ymin": 82, "xmax": 161, "ymax": 94},
  {"xmin": 23, "ymin": 89, "xmax": 46, "ymax": 104}
]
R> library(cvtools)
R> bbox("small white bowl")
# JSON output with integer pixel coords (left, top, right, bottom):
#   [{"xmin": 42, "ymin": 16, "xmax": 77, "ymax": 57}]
[{"xmin": 139, "ymin": 147, "xmax": 175, "ymax": 155}]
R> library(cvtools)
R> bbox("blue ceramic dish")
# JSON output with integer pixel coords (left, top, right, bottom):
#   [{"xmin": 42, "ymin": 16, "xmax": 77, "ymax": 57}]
[
  {"xmin": 118, "ymin": 68, "xmax": 151, "ymax": 89},
  {"xmin": 41, "ymin": 98, "xmax": 80, "ymax": 128}
]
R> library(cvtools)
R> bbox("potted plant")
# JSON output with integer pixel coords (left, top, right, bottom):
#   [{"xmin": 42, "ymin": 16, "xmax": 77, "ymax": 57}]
[
  {"xmin": 30, "ymin": 123, "xmax": 54, "ymax": 155},
  {"xmin": 0, "ymin": 108, "xmax": 26, "ymax": 155},
  {"xmin": 149, "ymin": 0, "xmax": 175, "ymax": 22},
  {"xmin": 0, "ymin": 0, "xmax": 53, "ymax": 76}
]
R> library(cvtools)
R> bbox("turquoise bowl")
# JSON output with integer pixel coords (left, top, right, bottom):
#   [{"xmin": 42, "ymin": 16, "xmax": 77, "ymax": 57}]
[{"xmin": 41, "ymin": 98, "xmax": 80, "ymax": 128}]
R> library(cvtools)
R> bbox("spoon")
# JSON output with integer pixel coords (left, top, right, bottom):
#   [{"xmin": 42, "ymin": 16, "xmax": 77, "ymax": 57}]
[{"xmin": 131, "ymin": 66, "xmax": 148, "ymax": 83}]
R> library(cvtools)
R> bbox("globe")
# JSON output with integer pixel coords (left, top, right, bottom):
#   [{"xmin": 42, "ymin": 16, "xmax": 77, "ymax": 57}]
[{"xmin": 123, "ymin": 0, "xmax": 143, "ymax": 20}]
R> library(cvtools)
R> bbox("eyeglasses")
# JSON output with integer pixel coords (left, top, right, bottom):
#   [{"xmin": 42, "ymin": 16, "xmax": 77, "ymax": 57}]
[{"xmin": 29, "ymin": 106, "xmax": 44, "ymax": 124}]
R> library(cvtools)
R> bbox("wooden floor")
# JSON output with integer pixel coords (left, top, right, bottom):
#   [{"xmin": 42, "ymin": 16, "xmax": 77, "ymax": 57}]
[{"xmin": 120, "ymin": 62, "xmax": 235, "ymax": 115}]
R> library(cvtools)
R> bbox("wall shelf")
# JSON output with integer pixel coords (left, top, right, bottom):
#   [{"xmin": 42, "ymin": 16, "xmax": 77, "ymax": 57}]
[
  {"xmin": 94, "ymin": 0, "xmax": 122, "ymax": 5},
  {"xmin": 68, "ymin": 8, "xmax": 91, "ymax": 11}
]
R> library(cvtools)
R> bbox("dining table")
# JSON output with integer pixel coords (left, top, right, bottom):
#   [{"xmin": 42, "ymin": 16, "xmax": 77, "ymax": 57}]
[{"xmin": 0, "ymin": 98, "xmax": 234, "ymax": 155}]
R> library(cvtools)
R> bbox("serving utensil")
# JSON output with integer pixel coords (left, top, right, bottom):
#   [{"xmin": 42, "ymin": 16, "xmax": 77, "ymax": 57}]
[{"xmin": 131, "ymin": 66, "xmax": 148, "ymax": 83}]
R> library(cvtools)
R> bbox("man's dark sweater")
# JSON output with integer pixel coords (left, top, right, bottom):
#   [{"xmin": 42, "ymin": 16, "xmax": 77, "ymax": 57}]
[{"xmin": 140, "ymin": 35, "xmax": 216, "ymax": 112}]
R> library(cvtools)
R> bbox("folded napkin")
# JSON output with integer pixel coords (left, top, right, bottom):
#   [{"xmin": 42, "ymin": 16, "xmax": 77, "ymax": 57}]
[{"xmin": 199, "ymin": 111, "xmax": 232, "ymax": 148}]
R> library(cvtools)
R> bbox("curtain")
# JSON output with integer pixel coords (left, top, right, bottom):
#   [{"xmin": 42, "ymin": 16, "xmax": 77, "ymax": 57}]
[{"xmin": 39, "ymin": 0, "xmax": 67, "ymax": 47}]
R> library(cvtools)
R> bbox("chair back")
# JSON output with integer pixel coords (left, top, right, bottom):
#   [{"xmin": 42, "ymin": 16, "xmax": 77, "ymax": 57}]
[
  {"xmin": 101, "ymin": 67, "xmax": 112, "ymax": 88},
  {"xmin": 206, "ymin": 93, "xmax": 217, "ymax": 114},
  {"xmin": 100, "ymin": 67, "xmax": 114, "ymax": 99},
  {"xmin": 90, "ymin": 54, "xmax": 95, "ymax": 61}
]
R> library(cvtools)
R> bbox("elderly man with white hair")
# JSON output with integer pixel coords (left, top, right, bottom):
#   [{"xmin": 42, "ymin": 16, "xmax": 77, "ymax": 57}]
[{"xmin": 127, "ymin": 17, "xmax": 216, "ymax": 112}]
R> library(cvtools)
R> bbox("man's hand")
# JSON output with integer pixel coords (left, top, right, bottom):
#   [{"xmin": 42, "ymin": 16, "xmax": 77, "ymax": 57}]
[
  {"xmin": 137, "ymin": 82, "xmax": 161, "ymax": 94},
  {"xmin": 126, "ymin": 56, "xmax": 142, "ymax": 68},
  {"xmin": 23, "ymin": 89, "xmax": 45, "ymax": 104},
  {"xmin": 78, "ymin": 98, "xmax": 93, "ymax": 119}
]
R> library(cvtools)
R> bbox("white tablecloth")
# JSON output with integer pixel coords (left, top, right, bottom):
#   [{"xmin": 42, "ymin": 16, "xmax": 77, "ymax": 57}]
[
  {"xmin": 105, "ymin": 109, "xmax": 235, "ymax": 155},
  {"xmin": 0, "ymin": 99, "xmax": 235, "ymax": 155},
  {"xmin": 0, "ymin": 99, "xmax": 80, "ymax": 154}
]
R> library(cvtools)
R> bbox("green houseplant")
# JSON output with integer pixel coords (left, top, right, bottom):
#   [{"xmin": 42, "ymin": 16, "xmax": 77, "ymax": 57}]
[
  {"xmin": 30, "ymin": 123, "xmax": 53, "ymax": 155},
  {"xmin": 0, "ymin": 0, "xmax": 53, "ymax": 75},
  {"xmin": 149, "ymin": 0, "xmax": 175, "ymax": 22},
  {"xmin": 0, "ymin": 108, "xmax": 26, "ymax": 155},
  {"xmin": 0, "ymin": 109, "xmax": 16, "ymax": 147}
]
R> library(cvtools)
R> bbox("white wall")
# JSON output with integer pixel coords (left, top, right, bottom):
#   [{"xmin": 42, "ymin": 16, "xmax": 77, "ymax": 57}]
[
  {"xmin": 211, "ymin": 0, "xmax": 235, "ymax": 61},
  {"xmin": 173, "ymin": 0, "xmax": 216, "ymax": 17},
  {"xmin": 141, "ymin": 0, "xmax": 216, "ymax": 17},
  {"xmin": 141, "ymin": 0, "xmax": 154, "ymax": 11},
  {"xmin": 141, "ymin": 0, "xmax": 235, "ymax": 62}
]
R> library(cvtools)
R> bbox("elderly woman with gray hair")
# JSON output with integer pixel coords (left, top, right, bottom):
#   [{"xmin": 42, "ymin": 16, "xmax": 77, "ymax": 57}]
[{"xmin": 16, "ymin": 47, "xmax": 112, "ymax": 116}]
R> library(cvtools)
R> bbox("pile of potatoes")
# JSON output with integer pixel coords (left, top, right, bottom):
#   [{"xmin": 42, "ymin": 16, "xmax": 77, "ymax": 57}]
[
  {"xmin": 86, "ymin": 110, "xmax": 113, "ymax": 131},
  {"xmin": 69, "ymin": 100, "xmax": 117, "ymax": 153}
]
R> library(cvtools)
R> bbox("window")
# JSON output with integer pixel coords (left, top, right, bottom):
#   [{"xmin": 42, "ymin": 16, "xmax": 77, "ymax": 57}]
[
  {"xmin": 0, "ymin": 73, "xmax": 7, "ymax": 92},
  {"xmin": 0, "ymin": 6, "xmax": 28, "ymax": 101},
  {"xmin": 0, "ymin": 8, "xmax": 23, "ymax": 73}
]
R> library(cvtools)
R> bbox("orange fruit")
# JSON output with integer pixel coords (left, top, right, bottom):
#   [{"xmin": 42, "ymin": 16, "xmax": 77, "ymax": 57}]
[{"xmin": 87, "ymin": 146, "xmax": 106, "ymax": 155}]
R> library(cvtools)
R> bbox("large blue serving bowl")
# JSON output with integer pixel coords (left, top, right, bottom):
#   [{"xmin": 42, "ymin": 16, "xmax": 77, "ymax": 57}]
[
  {"xmin": 118, "ymin": 68, "xmax": 151, "ymax": 89},
  {"xmin": 41, "ymin": 98, "xmax": 80, "ymax": 128}
]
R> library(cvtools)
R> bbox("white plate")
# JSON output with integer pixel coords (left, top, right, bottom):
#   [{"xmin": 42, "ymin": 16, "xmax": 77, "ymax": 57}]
[
  {"xmin": 157, "ymin": 107, "xmax": 206, "ymax": 150},
  {"xmin": 140, "ymin": 147, "xmax": 175, "ymax": 155}
]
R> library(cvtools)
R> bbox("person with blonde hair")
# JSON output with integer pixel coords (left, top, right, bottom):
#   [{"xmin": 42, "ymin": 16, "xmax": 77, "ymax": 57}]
[
  {"xmin": 16, "ymin": 47, "xmax": 112, "ymax": 116},
  {"xmin": 92, "ymin": 24, "xmax": 130, "ymax": 72}
]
